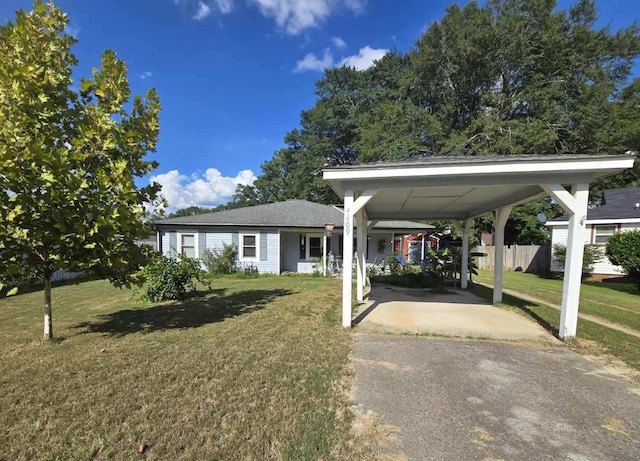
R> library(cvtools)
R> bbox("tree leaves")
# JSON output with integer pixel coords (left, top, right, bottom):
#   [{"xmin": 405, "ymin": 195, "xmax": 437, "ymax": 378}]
[
  {"xmin": 235, "ymin": 0, "xmax": 640, "ymax": 209},
  {"xmin": 0, "ymin": 1, "xmax": 162, "ymax": 338}
]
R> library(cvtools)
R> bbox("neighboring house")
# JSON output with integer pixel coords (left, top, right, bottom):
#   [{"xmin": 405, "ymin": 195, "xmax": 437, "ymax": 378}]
[
  {"xmin": 547, "ymin": 187, "xmax": 640, "ymax": 275},
  {"xmin": 154, "ymin": 199, "xmax": 433, "ymax": 274}
]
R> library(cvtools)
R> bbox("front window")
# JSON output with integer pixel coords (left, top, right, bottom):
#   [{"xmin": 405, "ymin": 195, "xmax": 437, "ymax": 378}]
[
  {"xmin": 309, "ymin": 236, "xmax": 322, "ymax": 259},
  {"xmin": 241, "ymin": 234, "xmax": 258, "ymax": 260},
  {"xmin": 594, "ymin": 225, "xmax": 617, "ymax": 244},
  {"xmin": 181, "ymin": 234, "xmax": 196, "ymax": 258}
]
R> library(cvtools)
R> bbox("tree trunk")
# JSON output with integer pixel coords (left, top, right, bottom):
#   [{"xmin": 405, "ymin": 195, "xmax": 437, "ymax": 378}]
[{"xmin": 43, "ymin": 269, "xmax": 53, "ymax": 341}]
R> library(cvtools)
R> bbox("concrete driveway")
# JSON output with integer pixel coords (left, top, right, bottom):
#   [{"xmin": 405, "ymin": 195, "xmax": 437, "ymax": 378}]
[
  {"xmin": 352, "ymin": 334, "xmax": 640, "ymax": 460},
  {"xmin": 355, "ymin": 284, "xmax": 557, "ymax": 343}
]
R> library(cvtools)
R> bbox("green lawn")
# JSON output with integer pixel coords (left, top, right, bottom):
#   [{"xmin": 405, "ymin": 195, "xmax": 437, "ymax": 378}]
[
  {"xmin": 471, "ymin": 271, "xmax": 640, "ymax": 375},
  {"xmin": 474, "ymin": 269, "xmax": 640, "ymax": 331},
  {"xmin": 0, "ymin": 277, "xmax": 375, "ymax": 460}
]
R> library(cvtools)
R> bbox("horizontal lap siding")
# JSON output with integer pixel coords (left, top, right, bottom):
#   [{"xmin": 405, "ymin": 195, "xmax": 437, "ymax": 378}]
[
  {"xmin": 235, "ymin": 229, "xmax": 279, "ymax": 274},
  {"xmin": 368, "ymin": 233, "xmax": 392, "ymax": 263},
  {"xmin": 205, "ymin": 232, "xmax": 233, "ymax": 249},
  {"xmin": 254, "ymin": 231, "xmax": 278, "ymax": 274},
  {"xmin": 551, "ymin": 225, "xmax": 623, "ymax": 275}
]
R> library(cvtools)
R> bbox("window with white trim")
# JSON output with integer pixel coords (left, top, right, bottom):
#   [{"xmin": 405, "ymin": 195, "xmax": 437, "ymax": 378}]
[
  {"xmin": 240, "ymin": 233, "xmax": 259, "ymax": 260},
  {"xmin": 180, "ymin": 233, "xmax": 196, "ymax": 258},
  {"xmin": 594, "ymin": 225, "xmax": 617, "ymax": 244},
  {"xmin": 306, "ymin": 234, "xmax": 323, "ymax": 260}
]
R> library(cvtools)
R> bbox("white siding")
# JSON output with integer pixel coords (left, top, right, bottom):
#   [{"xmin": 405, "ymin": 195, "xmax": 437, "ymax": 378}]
[
  {"xmin": 297, "ymin": 262, "xmax": 316, "ymax": 273},
  {"xmin": 367, "ymin": 232, "xmax": 392, "ymax": 263},
  {"xmin": 550, "ymin": 224, "xmax": 624, "ymax": 275}
]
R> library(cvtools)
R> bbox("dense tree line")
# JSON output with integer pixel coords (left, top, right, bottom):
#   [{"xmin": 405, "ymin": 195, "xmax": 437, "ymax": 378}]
[
  {"xmin": 226, "ymin": 0, "xmax": 640, "ymax": 243},
  {"xmin": 234, "ymin": 0, "xmax": 640, "ymax": 212}
]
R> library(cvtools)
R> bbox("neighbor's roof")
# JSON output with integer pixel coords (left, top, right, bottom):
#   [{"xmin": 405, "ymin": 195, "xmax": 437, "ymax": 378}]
[
  {"xmin": 548, "ymin": 187, "xmax": 640, "ymax": 223},
  {"xmin": 155, "ymin": 199, "xmax": 433, "ymax": 230}
]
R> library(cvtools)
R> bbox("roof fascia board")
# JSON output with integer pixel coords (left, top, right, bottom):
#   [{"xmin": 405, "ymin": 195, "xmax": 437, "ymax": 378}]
[
  {"xmin": 328, "ymin": 172, "xmax": 602, "ymax": 192},
  {"xmin": 547, "ymin": 218, "xmax": 640, "ymax": 226},
  {"xmin": 323, "ymin": 156, "xmax": 633, "ymax": 182}
]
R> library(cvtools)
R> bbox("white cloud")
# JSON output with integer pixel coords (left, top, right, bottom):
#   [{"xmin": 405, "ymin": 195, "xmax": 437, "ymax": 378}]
[
  {"xmin": 294, "ymin": 48, "xmax": 334, "ymax": 73},
  {"xmin": 331, "ymin": 36, "xmax": 347, "ymax": 48},
  {"xmin": 338, "ymin": 46, "xmax": 387, "ymax": 70},
  {"xmin": 177, "ymin": 0, "xmax": 363, "ymax": 30},
  {"xmin": 151, "ymin": 168, "xmax": 257, "ymax": 212},
  {"xmin": 140, "ymin": 71, "xmax": 153, "ymax": 80},
  {"xmin": 193, "ymin": 1, "xmax": 212, "ymax": 20},
  {"xmin": 294, "ymin": 45, "xmax": 387, "ymax": 72},
  {"xmin": 65, "ymin": 24, "xmax": 80, "ymax": 38},
  {"xmin": 345, "ymin": 0, "xmax": 366, "ymax": 14},
  {"xmin": 249, "ymin": 0, "xmax": 364, "ymax": 35},
  {"xmin": 214, "ymin": 0, "xmax": 234, "ymax": 14}
]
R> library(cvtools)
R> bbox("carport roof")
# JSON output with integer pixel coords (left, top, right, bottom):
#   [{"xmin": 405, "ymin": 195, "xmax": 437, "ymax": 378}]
[{"xmin": 323, "ymin": 154, "xmax": 635, "ymax": 221}]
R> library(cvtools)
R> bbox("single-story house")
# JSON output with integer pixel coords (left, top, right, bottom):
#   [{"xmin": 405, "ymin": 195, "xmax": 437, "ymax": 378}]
[
  {"xmin": 154, "ymin": 199, "xmax": 433, "ymax": 274},
  {"xmin": 547, "ymin": 186, "xmax": 640, "ymax": 275}
]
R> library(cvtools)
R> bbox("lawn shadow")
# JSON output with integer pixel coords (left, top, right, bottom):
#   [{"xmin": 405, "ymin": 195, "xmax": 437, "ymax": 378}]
[
  {"xmin": 73, "ymin": 287, "xmax": 295, "ymax": 337},
  {"xmin": 583, "ymin": 279, "xmax": 638, "ymax": 295},
  {"xmin": 471, "ymin": 283, "xmax": 559, "ymax": 338}
]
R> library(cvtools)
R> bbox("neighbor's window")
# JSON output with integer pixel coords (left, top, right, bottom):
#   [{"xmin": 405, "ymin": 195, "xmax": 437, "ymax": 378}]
[
  {"xmin": 241, "ymin": 234, "xmax": 258, "ymax": 259},
  {"xmin": 181, "ymin": 234, "xmax": 196, "ymax": 258},
  {"xmin": 594, "ymin": 225, "xmax": 617, "ymax": 244}
]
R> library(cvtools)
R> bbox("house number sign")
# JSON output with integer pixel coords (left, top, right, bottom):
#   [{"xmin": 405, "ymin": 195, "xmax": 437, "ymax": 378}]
[{"xmin": 344, "ymin": 208, "xmax": 351, "ymax": 236}]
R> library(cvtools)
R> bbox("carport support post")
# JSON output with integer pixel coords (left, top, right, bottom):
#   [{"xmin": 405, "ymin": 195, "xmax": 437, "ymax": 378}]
[
  {"xmin": 541, "ymin": 183, "xmax": 589, "ymax": 339},
  {"xmin": 342, "ymin": 190, "xmax": 355, "ymax": 328},
  {"xmin": 356, "ymin": 210, "xmax": 367, "ymax": 303},
  {"xmin": 492, "ymin": 206, "xmax": 513, "ymax": 304},
  {"xmin": 460, "ymin": 219, "xmax": 471, "ymax": 289}
]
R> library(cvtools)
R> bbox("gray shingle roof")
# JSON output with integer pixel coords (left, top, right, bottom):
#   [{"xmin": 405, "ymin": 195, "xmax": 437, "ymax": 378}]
[
  {"xmin": 155, "ymin": 199, "xmax": 433, "ymax": 230},
  {"xmin": 548, "ymin": 187, "xmax": 640, "ymax": 222}
]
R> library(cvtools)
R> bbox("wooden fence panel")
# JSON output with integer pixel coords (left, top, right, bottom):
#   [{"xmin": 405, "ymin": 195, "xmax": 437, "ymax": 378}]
[{"xmin": 472, "ymin": 245, "xmax": 551, "ymax": 274}]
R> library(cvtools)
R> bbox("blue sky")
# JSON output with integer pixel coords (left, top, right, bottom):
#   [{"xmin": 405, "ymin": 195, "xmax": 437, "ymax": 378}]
[{"xmin": 1, "ymin": 0, "xmax": 639, "ymax": 212}]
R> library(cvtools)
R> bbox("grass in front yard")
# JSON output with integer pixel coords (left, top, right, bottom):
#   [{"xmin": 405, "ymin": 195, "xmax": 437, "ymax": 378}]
[
  {"xmin": 474, "ymin": 269, "xmax": 640, "ymax": 331},
  {"xmin": 471, "ymin": 283, "xmax": 640, "ymax": 376},
  {"xmin": 0, "ymin": 277, "xmax": 371, "ymax": 460}
]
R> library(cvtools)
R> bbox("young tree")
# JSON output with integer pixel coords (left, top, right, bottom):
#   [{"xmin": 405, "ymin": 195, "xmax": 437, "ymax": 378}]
[{"xmin": 0, "ymin": 1, "xmax": 162, "ymax": 340}]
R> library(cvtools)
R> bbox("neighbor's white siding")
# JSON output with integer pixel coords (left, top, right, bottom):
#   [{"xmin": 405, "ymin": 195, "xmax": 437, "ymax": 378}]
[{"xmin": 550, "ymin": 224, "xmax": 624, "ymax": 275}]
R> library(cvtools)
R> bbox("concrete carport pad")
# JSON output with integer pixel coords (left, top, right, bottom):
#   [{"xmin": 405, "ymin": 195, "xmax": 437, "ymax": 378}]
[
  {"xmin": 352, "ymin": 335, "xmax": 640, "ymax": 460},
  {"xmin": 355, "ymin": 284, "xmax": 557, "ymax": 343}
]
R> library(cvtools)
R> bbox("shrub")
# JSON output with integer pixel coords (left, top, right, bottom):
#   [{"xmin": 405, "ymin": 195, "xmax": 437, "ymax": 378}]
[
  {"xmin": 552, "ymin": 244, "xmax": 603, "ymax": 272},
  {"xmin": 201, "ymin": 244, "xmax": 238, "ymax": 274},
  {"xmin": 370, "ymin": 272, "xmax": 443, "ymax": 289},
  {"xmin": 606, "ymin": 230, "xmax": 640, "ymax": 288},
  {"xmin": 138, "ymin": 253, "xmax": 210, "ymax": 302}
]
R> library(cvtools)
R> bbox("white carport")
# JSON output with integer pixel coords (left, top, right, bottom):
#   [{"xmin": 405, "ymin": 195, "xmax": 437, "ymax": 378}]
[{"xmin": 323, "ymin": 154, "xmax": 635, "ymax": 340}]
